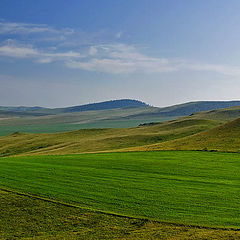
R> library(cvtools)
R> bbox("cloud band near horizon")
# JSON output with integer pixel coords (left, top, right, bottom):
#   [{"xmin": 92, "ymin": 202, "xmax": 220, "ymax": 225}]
[{"xmin": 0, "ymin": 20, "xmax": 240, "ymax": 77}]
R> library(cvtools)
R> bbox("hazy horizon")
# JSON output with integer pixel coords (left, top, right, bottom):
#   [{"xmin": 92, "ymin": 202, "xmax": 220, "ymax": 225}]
[
  {"xmin": 2, "ymin": 98, "xmax": 240, "ymax": 109},
  {"xmin": 1, "ymin": 0, "xmax": 240, "ymax": 107}
]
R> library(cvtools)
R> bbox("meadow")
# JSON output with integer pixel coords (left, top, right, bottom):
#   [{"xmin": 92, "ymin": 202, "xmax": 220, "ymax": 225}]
[{"xmin": 0, "ymin": 151, "xmax": 240, "ymax": 229}]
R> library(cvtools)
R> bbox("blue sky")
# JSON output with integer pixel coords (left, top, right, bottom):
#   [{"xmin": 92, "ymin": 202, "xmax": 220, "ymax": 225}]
[{"xmin": 1, "ymin": 0, "xmax": 240, "ymax": 107}]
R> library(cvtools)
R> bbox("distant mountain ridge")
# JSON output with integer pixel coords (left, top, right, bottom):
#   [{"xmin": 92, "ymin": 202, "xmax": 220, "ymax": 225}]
[
  {"xmin": 159, "ymin": 101, "xmax": 240, "ymax": 116},
  {"xmin": 0, "ymin": 106, "xmax": 43, "ymax": 111},
  {"xmin": 127, "ymin": 100, "xmax": 240, "ymax": 118},
  {"xmin": 0, "ymin": 99, "xmax": 148, "ymax": 115},
  {"xmin": 58, "ymin": 99, "xmax": 148, "ymax": 113},
  {"xmin": 1, "ymin": 99, "xmax": 240, "ymax": 118},
  {"xmin": 1, "ymin": 99, "xmax": 240, "ymax": 136}
]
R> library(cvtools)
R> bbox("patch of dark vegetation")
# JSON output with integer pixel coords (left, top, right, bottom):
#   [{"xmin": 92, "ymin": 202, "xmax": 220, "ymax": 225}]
[
  {"xmin": 138, "ymin": 122, "xmax": 159, "ymax": 127},
  {"xmin": 9, "ymin": 131, "xmax": 27, "ymax": 136},
  {"xmin": 201, "ymin": 148, "xmax": 218, "ymax": 152}
]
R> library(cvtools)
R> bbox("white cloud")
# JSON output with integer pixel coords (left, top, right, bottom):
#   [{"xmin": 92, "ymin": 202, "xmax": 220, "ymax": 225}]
[
  {"xmin": 37, "ymin": 50, "xmax": 81, "ymax": 63},
  {"xmin": 0, "ymin": 44, "xmax": 38, "ymax": 58},
  {"xmin": 43, "ymin": 51, "xmax": 81, "ymax": 59},
  {"xmin": 89, "ymin": 46, "xmax": 98, "ymax": 55},
  {"xmin": 66, "ymin": 59, "xmax": 137, "ymax": 74},
  {"xmin": 2, "ymin": 41, "xmax": 237, "ymax": 77},
  {"xmin": 0, "ymin": 42, "xmax": 81, "ymax": 63},
  {"xmin": 1, "ymin": 20, "xmax": 240, "ymax": 77},
  {"xmin": 0, "ymin": 22, "xmax": 55, "ymax": 35},
  {"xmin": 0, "ymin": 21, "xmax": 74, "ymax": 36},
  {"xmin": 66, "ymin": 57, "xmax": 177, "ymax": 74},
  {"xmin": 184, "ymin": 62, "xmax": 240, "ymax": 77},
  {"xmin": 66, "ymin": 44, "xmax": 240, "ymax": 76},
  {"xmin": 66, "ymin": 44, "xmax": 182, "ymax": 74}
]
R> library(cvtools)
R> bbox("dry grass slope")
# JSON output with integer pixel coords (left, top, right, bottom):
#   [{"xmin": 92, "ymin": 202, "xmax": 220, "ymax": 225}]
[
  {"xmin": 188, "ymin": 105, "xmax": 240, "ymax": 122},
  {"xmin": 133, "ymin": 117, "xmax": 240, "ymax": 152},
  {"xmin": 0, "ymin": 118, "xmax": 221, "ymax": 156}
]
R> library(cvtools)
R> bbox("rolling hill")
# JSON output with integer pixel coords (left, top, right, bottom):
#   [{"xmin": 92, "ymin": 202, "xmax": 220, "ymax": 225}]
[
  {"xmin": 0, "ymin": 99, "xmax": 149, "ymax": 116},
  {"xmin": 133, "ymin": 117, "xmax": 240, "ymax": 152},
  {"xmin": 58, "ymin": 99, "xmax": 148, "ymax": 113},
  {"xmin": 0, "ymin": 117, "xmax": 221, "ymax": 156},
  {"xmin": 188, "ymin": 105, "xmax": 240, "ymax": 121},
  {"xmin": 128, "ymin": 100, "xmax": 240, "ymax": 118},
  {"xmin": 1, "ymin": 99, "xmax": 240, "ymax": 136},
  {"xmin": 1, "ymin": 99, "xmax": 240, "ymax": 118}
]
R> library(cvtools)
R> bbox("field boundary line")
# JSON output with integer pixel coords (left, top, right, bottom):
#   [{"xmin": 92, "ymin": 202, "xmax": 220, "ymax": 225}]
[{"xmin": 0, "ymin": 186, "xmax": 239, "ymax": 232}]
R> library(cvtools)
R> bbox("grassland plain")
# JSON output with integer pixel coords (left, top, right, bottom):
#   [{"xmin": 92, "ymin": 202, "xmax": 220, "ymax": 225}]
[
  {"xmin": 0, "ymin": 107, "xmax": 157, "ymax": 126},
  {"xmin": 0, "ymin": 107, "xmax": 176, "ymax": 136},
  {"xmin": 0, "ymin": 118, "xmax": 221, "ymax": 156},
  {"xmin": 0, "ymin": 151, "xmax": 240, "ymax": 229},
  {"xmin": 0, "ymin": 116, "xmax": 175, "ymax": 136},
  {"xmin": 1, "ymin": 189, "xmax": 240, "ymax": 240}
]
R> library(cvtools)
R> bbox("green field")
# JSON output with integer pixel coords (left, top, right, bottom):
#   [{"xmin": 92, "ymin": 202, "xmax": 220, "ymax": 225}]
[
  {"xmin": 2, "ymin": 189, "xmax": 240, "ymax": 240},
  {"xmin": 0, "ymin": 151, "xmax": 240, "ymax": 228}
]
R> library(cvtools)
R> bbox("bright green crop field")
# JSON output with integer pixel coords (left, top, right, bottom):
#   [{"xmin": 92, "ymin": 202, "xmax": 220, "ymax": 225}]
[{"xmin": 0, "ymin": 151, "xmax": 239, "ymax": 228}]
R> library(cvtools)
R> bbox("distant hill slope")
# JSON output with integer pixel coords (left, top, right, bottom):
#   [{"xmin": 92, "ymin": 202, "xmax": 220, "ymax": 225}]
[
  {"xmin": 1, "ymin": 100, "xmax": 240, "ymax": 136},
  {"xmin": 133, "ymin": 117, "xmax": 240, "ymax": 152},
  {"xmin": 0, "ymin": 117, "xmax": 221, "ymax": 156},
  {"xmin": 1, "ymin": 99, "xmax": 240, "ymax": 117},
  {"xmin": 128, "ymin": 101, "xmax": 240, "ymax": 118},
  {"xmin": 0, "ymin": 110, "xmax": 48, "ymax": 118},
  {"xmin": 188, "ymin": 106, "xmax": 240, "ymax": 122},
  {"xmin": 0, "ymin": 106, "xmax": 44, "ymax": 112},
  {"xmin": 0, "ymin": 99, "xmax": 149, "ymax": 116},
  {"xmin": 58, "ymin": 99, "xmax": 148, "ymax": 113}
]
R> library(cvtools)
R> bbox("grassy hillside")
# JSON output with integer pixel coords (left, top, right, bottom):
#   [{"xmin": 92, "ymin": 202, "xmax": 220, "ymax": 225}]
[
  {"xmin": 1, "ymin": 189, "xmax": 239, "ymax": 240},
  {"xmin": 189, "ymin": 105, "xmax": 240, "ymax": 121},
  {"xmin": 134, "ymin": 117, "xmax": 240, "ymax": 152},
  {"xmin": 1, "ymin": 151, "xmax": 240, "ymax": 228},
  {"xmin": 3, "ymin": 103, "xmax": 240, "ymax": 155},
  {"xmin": 0, "ymin": 118, "xmax": 220, "ymax": 156}
]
